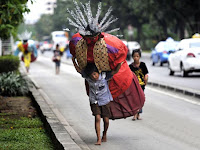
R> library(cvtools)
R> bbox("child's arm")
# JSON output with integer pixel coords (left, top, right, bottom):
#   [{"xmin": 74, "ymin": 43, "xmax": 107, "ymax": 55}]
[
  {"xmin": 111, "ymin": 61, "xmax": 124, "ymax": 76},
  {"xmin": 72, "ymin": 57, "xmax": 81, "ymax": 73},
  {"xmin": 144, "ymin": 74, "xmax": 148, "ymax": 85}
]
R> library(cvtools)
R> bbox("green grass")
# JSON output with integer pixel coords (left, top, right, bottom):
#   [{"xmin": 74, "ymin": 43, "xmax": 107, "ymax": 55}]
[{"xmin": 0, "ymin": 116, "xmax": 54, "ymax": 150}]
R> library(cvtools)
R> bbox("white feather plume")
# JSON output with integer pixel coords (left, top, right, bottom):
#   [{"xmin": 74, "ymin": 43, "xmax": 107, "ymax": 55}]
[{"xmin": 67, "ymin": 1, "xmax": 119, "ymax": 36}]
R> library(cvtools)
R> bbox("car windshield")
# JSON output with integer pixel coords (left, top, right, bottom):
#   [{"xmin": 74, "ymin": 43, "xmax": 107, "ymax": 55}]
[
  {"xmin": 164, "ymin": 42, "xmax": 178, "ymax": 51},
  {"xmin": 55, "ymin": 34, "xmax": 65, "ymax": 37},
  {"xmin": 155, "ymin": 42, "xmax": 178, "ymax": 52},
  {"xmin": 190, "ymin": 42, "xmax": 200, "ymax": 48}
]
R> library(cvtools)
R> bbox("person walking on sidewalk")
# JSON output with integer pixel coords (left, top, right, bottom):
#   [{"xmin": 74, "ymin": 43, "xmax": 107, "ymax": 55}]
[
  {"xmin": 72, "ymin": 58, "xmax": 123, "ymax": 145},
  {"xmin": 129, "ymin": 49, "xmax": 149, "ymax": 120},
  {"xmin": 52, "ymin": 44, "xmax": 62, "ymax": 74}
]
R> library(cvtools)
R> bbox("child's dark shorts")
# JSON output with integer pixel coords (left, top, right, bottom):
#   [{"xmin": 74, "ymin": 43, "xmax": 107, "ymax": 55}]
[
  {"xmin": 55, "ymin": 61, "xmax": 60, "ymax": 67},
  {"xmin": 90, "ymin": 102, "xmax": 111, "ymax": 118}
]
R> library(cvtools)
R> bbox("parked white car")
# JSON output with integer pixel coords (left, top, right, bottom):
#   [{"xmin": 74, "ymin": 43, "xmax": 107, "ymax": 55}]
[
  {"xmin": 168, "ymin": 38, "xmax": 200, "ymax": 77},
  {"xmin": 122, "ymin": 40, "xmax": 141, "ymax": 60}
]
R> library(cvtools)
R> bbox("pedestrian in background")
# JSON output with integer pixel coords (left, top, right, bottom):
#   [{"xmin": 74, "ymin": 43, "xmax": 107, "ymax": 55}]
[
  {"xmin": 129, "ymin": 49, "xmax": 149, "ymax": 120},
  {"xmin": 72, "ymin": 58, "xmax": 123, "ymax": 145},
  {"xmin": 52, "ymin": 44, "xmax": 62, "ymax": 74},
  {"xmin": 14, "ymin": 30, "xmax": 37, "ymax": 73}
]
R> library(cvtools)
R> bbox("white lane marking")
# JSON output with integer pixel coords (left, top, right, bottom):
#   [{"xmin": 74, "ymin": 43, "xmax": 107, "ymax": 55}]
[{"xmin": 146, "ymin": 86, "xmax": 200, "ymax": 106}]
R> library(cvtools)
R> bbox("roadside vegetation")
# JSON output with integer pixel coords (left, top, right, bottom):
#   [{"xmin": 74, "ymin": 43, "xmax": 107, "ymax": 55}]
[
  {"xmin": 0, "ymin": 55, "xmax": 55, "ymax": 150},
  {"xmin": 0, "ymin": 115, "xmax": 54, "ymax": 150}
]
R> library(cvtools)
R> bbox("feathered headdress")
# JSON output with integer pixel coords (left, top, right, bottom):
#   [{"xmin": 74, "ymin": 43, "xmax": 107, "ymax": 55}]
[
  {"xmin": 18, "ymin": 30, "xmax": 32, "ymax": 41},
  {"xmin": 67, "ymin": 0, "xmax": 120, "ymax": 36}
]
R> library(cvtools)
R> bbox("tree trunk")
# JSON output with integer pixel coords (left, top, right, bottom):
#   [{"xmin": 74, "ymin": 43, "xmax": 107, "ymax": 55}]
[
  {"xmin": 179, "ymin": 23, "xmax": 185, "ymax": 39},
  {"xmin": 194, "ymin": 12, "xmax": 200, "ymax": 34},
  {"xmin": 137, "ymin": 25, "xmax": 142, "ymax": 43}
]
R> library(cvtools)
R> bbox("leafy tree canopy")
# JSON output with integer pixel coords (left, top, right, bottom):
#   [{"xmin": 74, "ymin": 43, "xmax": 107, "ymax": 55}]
[
  {"xmin": 0, "ymin": 0, "xmax": 31, "ymax": 40},
  {"xmin": 33, "ymin": 0, "xmax": 200, "ymax": 49}
]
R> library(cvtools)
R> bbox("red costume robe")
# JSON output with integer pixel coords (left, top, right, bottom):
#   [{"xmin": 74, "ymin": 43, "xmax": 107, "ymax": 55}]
[{"xmin": 69, "ymin": 32, "xmax": 145, "ymax": 119}]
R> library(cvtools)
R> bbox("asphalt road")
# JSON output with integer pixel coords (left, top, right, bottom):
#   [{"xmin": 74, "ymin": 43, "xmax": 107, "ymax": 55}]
[
  {"xmin": 27, "ymin": 53, "xmax": 200, "ymax": 150},
  {"xmin": 41, "ymin": 50, "xmax": 200, "ymax": 92},
  {"xmin": 138, "ymin": 53, "xmax": 200, "ymax": 92}
]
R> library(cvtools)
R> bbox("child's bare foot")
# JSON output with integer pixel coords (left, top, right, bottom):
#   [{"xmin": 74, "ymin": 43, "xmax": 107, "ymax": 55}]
[
  {"xmin": 102, "ymin": 131, "xmax": 107, "ymax": 142},
  {"xmin": 137, "ymin": 115, "xmax": 142, "ymax": 120},
  {"xmin": 95, "ymin": 139, "xmax": 101, "ymax": 145},
  {"xmin": 132, "ymin": 114, "xmax": 137, "ymax": 121}
]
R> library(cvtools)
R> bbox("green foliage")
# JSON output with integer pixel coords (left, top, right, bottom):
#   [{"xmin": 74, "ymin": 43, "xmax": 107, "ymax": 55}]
[
  {"xmin": 32, "ymin": 0, "xmax": 200, "ymax": 49},
  {"xmin": 0, "ymin": 117, "xmax": 43, "ymax": 129},
  {"xmin": 0, "ymin": 72, "xmax": 29, "ymax": 96},
  {"xmin": 0, "ymin": 0, "xmax": 31, "ymax": 40},
  {"xmin": 0, "ymin": 55, "xmax": 20, "ymax": 73},
  {"xmin": 0, "ymin": 117, "xmax": 54, "ymax": 150},
  {"xmin": 35, "ymin": 15, "xmax": 54, "ymax": 41}
]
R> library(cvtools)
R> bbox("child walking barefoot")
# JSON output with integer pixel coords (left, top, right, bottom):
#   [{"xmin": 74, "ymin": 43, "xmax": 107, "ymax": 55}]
[
  {"xmin": 72, "ymin": 57, "xmax": 123, "ymax": 145},
  {"xmin": 129, "ymin": 49, "xmax": 148, "ymax": 121}
]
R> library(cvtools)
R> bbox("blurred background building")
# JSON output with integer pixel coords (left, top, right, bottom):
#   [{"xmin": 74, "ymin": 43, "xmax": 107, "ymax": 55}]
[
  {"xmin": 44, "ymin": 0, "xmax": 57, "ymax": 15},
  {"xmin": 24, "ymin": 0, "xmax": 57, "ymax": 24}
]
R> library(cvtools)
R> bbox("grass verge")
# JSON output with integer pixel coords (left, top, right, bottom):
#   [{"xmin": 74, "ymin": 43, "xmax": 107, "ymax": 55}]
[{"xmin": 0, "ymin": 114, "xmax": 54, "ymax": 150}]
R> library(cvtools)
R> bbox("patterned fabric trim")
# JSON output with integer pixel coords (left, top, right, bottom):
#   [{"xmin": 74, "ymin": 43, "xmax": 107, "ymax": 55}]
[
  {"xmin": 75, "ymin": 39, "xmax": 88, "ymax": 70},
  {"xmin": 93, "ymin": 38, "xmax": 111, "ymax": 73},
  {"xmin": 75, "ymin": 38, "xmax": 111, "ymax": 73}
]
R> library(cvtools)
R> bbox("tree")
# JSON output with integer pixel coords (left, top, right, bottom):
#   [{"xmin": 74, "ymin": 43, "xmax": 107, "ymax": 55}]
[
  {"xmin": 33, "ymin": 0, "xmax": 200, "ymax": 49},
  {"xmin": 0, "ymin": 0, "xmax": 31, "ymax": 40},
  {"xmin": 35, "ymin": 15, "xmax": 54, "ymax": 41},
  {"xmin": 145, "ymin": 0, "xmax": 200, "ymax": 39}
]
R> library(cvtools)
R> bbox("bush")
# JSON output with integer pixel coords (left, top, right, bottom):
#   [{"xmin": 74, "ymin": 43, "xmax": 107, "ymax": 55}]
[
  {"xmin": 0, "ymin": 55, "xmax": 20, "ymax": 73},
  {"xmin": 0, "ymin": 72, "xmax": 29, "ymax": 96}
]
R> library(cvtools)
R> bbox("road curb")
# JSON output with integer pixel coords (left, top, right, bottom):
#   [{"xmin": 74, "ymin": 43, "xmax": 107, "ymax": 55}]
[
  {"xmin": 20, "ymin": 66, "xmax": 84, "ymax": 150},
  {"xmin": 148, "ymin": 81, "xmax": 200, "ymax": 99}
]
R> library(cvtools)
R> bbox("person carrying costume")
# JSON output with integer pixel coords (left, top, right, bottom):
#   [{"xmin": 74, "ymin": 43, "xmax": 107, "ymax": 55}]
[
  {"xmin": 69, "ymin": 0, "xmax": 145, "ymax": 119},
  {"xmin": 14, "ymin": 30, "xmax": 37, "ymax": 73},
  {"xmin": 68, "ymin": 1, "xmax": 145, "ymax": 143}
]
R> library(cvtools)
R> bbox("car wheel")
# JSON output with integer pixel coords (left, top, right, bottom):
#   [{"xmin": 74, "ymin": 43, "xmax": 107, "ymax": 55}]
[
  {"xmin": 169, "ymin": 69, "xmax": 174, "ymax": 76},
  {"xmin": 157, "ymin": 56, "xmax": 163, "ymax": 66},
  {"xmin": 183, "ymin": 70, "xmax": 188, "ymax": 77},
  {"xmin": 181, "ymin": 63, "xmax": 188, "ymax": 77},
  {"xmin": 152, "ymin": 62, "xmax": 155, "ymax": 66},
  {"xmin": 168, "ymin": 62, "xmax": 174, "ymax": 76}
]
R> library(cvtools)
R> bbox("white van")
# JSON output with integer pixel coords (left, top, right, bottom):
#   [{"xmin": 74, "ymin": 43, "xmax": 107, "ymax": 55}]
[
  {"xmin": 51, "ymin": 31, "xmax": 69, "ymax": 50},
  {"xmin": 122, "ymin": 40, "xmax": 141, "ymax": 60}
]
